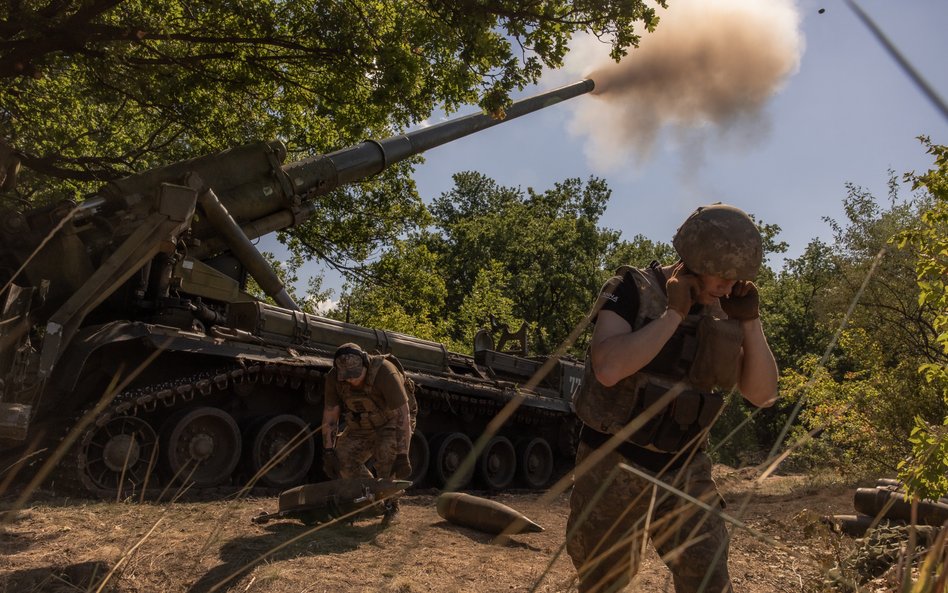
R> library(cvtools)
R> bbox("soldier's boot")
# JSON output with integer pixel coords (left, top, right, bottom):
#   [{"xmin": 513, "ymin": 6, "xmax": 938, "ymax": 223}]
[{"xmin": 381, "ymin": 498, "xmax": 400, "ymax": 525}]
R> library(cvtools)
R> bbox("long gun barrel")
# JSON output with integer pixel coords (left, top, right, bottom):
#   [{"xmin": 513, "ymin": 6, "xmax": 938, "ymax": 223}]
[
  {"xmin": 286, "ymin": 78, "xmax": 594, "ymax": 196},
  {"xmin": 3, "ymin": 79, "xmax": 593, "ymax": 386},
  {"xmin": 89, "ymin": 80, "xmax": 594, "ymax": 260},
  {"xmin": 0, "ymin": 80, "xmax": 594, "ymax": 453},
  {"xmin": 185, "ymin": 78, "xmax": 595, "ymax": 258}
]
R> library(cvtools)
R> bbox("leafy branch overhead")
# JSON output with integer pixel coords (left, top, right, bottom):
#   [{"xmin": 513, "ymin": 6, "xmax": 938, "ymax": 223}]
[{"xmin": 1, "ymin": 0, "xmax": 661, "ymax": 190}]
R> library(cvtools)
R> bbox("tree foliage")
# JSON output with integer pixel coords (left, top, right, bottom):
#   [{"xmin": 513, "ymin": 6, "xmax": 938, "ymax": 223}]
[
  {"xmin": 778, "ymin": 164, "xmax": 947, "ymax": 478},
  {"xmin": 764, "ymin": 238, "xmax": 836, "ymax": 370},
  {"xmin": 244, "ymin": 250, "xmax": 332, "ymax": 313},
  {"xmin": 604, "ymin": 234, "xmax": 676, "ymax": 271},
  {"xmin": 1, "ymin": 0, "xmax": 663, "ymax": 273},
  {"xmin": 784, "ymin": 331, "xmax": 937, "ymax": 477},
  {"xmin": 894, "ymin": 139, "xmax": 948, "ymax": 499},
  {"xmin": 336, "ymin": 172, "xmax": 620, "ymax": 355},
  {"xmin": 328, "ymin": 238, "xmax": 452, "ymax": 344},
  {"xmin": 1, "ymin": 0, "xmax": 660, "ymax": 188}
]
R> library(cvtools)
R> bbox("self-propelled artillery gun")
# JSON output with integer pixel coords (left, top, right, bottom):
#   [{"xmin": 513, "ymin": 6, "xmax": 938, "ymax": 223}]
[{"xmin": 0, "ymin": 81, "xmax": 592, "ymax": 498}]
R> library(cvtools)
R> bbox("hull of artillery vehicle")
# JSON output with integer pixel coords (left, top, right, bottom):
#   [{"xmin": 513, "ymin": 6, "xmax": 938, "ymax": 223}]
[{"xmin": 0, "ymin": 81, "xmax": 593, "ymax": 498}]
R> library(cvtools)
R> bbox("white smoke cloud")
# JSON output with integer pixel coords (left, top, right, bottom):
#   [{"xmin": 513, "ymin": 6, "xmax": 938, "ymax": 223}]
[{"xmin": 555, "ymin": 0, "xmax": 804, "ymax": 172}]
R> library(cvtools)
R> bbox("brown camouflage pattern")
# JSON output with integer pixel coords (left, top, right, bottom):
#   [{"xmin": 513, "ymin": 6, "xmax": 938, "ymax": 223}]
[
  {"xmin": 672, "ymin": 204, "xmax": 762, "ymax": 280},
  {"xmin": 334, "ymin": 423, "xmax": 400, "ymax": 480},
  {"xmin": 567, "ymin": 442, "xmax": 732, "ymax": 593}
]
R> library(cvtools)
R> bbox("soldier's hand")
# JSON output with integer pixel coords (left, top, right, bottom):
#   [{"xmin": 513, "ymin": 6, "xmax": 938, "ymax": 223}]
[
  {"xmin": 721, "ymin": 280, "xmax": 760, "ymax": 321},
  {"xmin": 322, "ymin": 449, "xmax": 341, "ymax": 479},
  {"xmin": 393, "ymin": 453, "xmax": 412, "ymax": 480},
  {"xmin": 666, "ymin": 264, "xmax": 698, "ymax": 320}
]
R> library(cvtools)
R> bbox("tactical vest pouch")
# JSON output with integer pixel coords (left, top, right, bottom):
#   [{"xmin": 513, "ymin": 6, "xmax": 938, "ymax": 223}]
[
  {"xmin": 342, "ymin": 388, "xmax": 392, "ymax": 429},
  {"xmin": 626, "ymin": 379, "xmax": 726, "ymax": 453},
  {"xmin": 642, "ymin": 319, "xmax": 699, "ymax": 378},
  {"xmin": 347, "ymin": 407, "xmax": 396, "ymax": 430},
  {"xmin": 649, "ymin": 390, "xmax": 724, "ymax": 452},
  {"xmin": 573, "ymin": 356, "xmax": 646, "ymax": 435},
  {"xmin": 688, "ymin": 316, "xmax": 743, "ymax": 392},
  {"xmin": 627, "ymin": 381, "xmax": 669, "ymax": 448},
  {"xmin": 651, "ymin": 390, "xmax": 700, "ymax": 451}
]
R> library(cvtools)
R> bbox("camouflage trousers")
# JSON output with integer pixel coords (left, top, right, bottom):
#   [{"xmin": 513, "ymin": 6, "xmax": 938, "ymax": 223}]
[
  {"xmin": 335, "ymin": 423, "xmax": 399, "ymax": 480},
  {"xmin": 566, "ymin": 442, "xmax": 732, "ymax": 593}
]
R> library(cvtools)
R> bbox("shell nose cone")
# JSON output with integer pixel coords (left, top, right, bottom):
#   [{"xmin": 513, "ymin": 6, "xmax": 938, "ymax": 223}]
[{"xmin": 516, "ymin": 517, "xmax": 545, "ymax": 534}]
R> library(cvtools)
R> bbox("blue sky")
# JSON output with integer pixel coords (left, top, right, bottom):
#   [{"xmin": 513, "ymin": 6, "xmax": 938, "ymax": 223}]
[{"xmin": 274, "ymin": 0, "xmax": 948, "ymax": 303}]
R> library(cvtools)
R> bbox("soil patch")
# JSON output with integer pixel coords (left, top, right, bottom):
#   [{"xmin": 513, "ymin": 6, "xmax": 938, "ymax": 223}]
[{"xmin": 0, "ymin": 468, "xmax": 860, "ymax": 593}]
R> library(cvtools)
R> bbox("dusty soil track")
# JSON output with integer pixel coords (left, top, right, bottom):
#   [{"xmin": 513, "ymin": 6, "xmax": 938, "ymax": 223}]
[{"xmin": 0, "ymin": 469, "xmax": 856, "ymax": 593}]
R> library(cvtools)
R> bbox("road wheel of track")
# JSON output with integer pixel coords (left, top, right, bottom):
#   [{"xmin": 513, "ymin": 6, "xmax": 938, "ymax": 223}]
[
  {"xmin": 517, "ymin": 437, "xmax": 553, "ymax": 489},
  {"xmin": 430, "ymin": 432, "xmax": 474, "ymax": 490},
  {"xmin": 408, "ymin": 432, "xmax": 429, "ymax": 487},
  {"xmin": 249, "ymin": 414, "xmax": 314, "ymax": 489},
  {"xmin": 162, "ymin": 407, "xmax": 241, "ymax": 488},
  {"xmin": 80, "ymin": 415, "xmax": 158, "ymax": 495},
  {"xmin": 477, "ymin": 435, "xmax": 516, "ymax": 490}
]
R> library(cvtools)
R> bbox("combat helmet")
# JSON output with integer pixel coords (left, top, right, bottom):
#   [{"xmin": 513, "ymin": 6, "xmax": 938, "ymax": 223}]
[
  {"xmin": 672, "ymin": 204, "xmax": 762, "ymax": 280},
  {"xmin": 334, "ymin": 342, "xmax": 369, "ymax": 380}
]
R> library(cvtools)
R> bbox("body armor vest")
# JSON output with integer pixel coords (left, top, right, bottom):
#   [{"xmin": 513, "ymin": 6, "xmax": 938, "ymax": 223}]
[
  {"xmin": 337, "ymin": 356, "xmax": 398, "ymax": 430},
  {"xmin": 573, "ymin": 264, "xmax": 744, "ymax": 452}
]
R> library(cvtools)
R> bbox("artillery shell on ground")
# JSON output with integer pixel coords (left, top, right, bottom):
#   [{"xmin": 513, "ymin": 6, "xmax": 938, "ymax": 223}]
[
  {"xmin": 821, "ymin": 514, "xmax": 896, "ymax": 537},
  {"xmin": 853, "ymin": 487, "xmax": 948, "ymax": 525},
  {"xmin": 252, "ymin": 477, "xmax": 410, "ymax": 525},
  {"xmin": 436, "ymin": 492, "xmax": 544, "ymax": 535},
  {"xmin": 875, "ymin": 478, "xmax": 902, "ymax": 488},
  {"xmin": 822, "ymin": 513, "xmax": 942, "ymax": 539}
]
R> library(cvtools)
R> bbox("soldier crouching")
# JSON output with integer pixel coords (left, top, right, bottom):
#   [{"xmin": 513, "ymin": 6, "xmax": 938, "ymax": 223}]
[{"xmin": 321, "ymin": 343, "xmax": 413, "ymax": 520}]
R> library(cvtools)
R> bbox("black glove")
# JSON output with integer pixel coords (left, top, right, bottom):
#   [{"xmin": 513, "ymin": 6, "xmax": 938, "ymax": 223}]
[
  {"xmin": 392, "ymin": 453, "xmax": 412, "ymax": 480},
  {"xmin": 720, "ymin": 280, "xmax": 760, "ymax": 321},
  {"xmin": 666, "ymin": 264, "xmax": 697, "ymax": 319},
  {"xmin": 322, "ymin": 449, "xmax": 341, "ymax": 479}
]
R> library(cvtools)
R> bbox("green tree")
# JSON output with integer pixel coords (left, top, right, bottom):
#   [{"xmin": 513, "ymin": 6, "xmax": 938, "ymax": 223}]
[
  {"xmin": 454, "ymin": 261, "xmax": 525, "ymax": 353},
  {"xmin": 894, "ymin": 140, "xmax": 948, "ymax": 499},
  {"xmin": 782, "ymin": 172, "xmax": 947, "ymax": 477},
  {"xmin": 338, "ymin": 172, "xmax": 621, "ymax": 355},
  {"xmin": 605, "ymin": 234, "xmax": 676, "ymax": 271},
  {"xmin": 244, "ymin": 250, "xmax": 332, "ymax": 313},
  {"xmin": 2, "ymin": 0, "xmax": 663, "ymax": 273},
  {"xmin": 430, "ymin": 172, "xmax": 619, "ymax": 353},
  {"xmin": 765, "ymin": 239, "xmax": 836, "ymax": 370},
  {"xmin": 329, "ymin": 238, "xmax": 451, "ymax": 344}
]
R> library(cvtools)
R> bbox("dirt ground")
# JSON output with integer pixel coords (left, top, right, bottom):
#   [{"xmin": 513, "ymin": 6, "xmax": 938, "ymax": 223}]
[{"xmin": 0, "ymin": 467, "xmax": 863, "ymax": 593}]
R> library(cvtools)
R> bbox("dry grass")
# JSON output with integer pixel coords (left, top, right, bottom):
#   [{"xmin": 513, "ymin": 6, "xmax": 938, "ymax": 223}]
[{"xmin": 0, "ymin": 470, "xmax": 860, "ymax": 593}]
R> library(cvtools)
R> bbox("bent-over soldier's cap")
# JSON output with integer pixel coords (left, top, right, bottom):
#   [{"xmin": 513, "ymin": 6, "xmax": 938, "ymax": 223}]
[{"xmin": 334, "ymin": 343, "xmax": 366, "ymax": 380}]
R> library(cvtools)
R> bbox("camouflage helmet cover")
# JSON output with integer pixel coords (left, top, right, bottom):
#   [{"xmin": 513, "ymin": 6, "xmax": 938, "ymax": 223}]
[
  {"xmin": 334, "ymin": 342, "xmax": 368, "ymax": 380},
  {"xmin": 672, "ymin": 204, "xmax": 763, "ymax": 280}
]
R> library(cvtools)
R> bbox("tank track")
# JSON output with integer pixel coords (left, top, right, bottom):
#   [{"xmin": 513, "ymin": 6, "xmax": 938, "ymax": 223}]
[
  {"xmin": 54, "ymin": 363, "xmax": 571, "ymax": 499},
  {"xmin": 60, "ymin": 362, "xmax": 323, "ymax": 500}
]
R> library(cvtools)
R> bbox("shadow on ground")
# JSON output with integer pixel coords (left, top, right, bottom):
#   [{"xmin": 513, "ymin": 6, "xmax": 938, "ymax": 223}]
[
  {"xmin": 186, "ymin": 519, "xmax": 388, "ymax": 593},
  {"xmin": 0, "ymin": 560, "xmax": 114, "ymax": 593}
]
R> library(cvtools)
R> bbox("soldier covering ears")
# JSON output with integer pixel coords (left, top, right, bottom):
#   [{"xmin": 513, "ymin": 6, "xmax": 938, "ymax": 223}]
[{"xmin": 567, "ymin": 203, "xmax": 779, "ymax": 593}]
